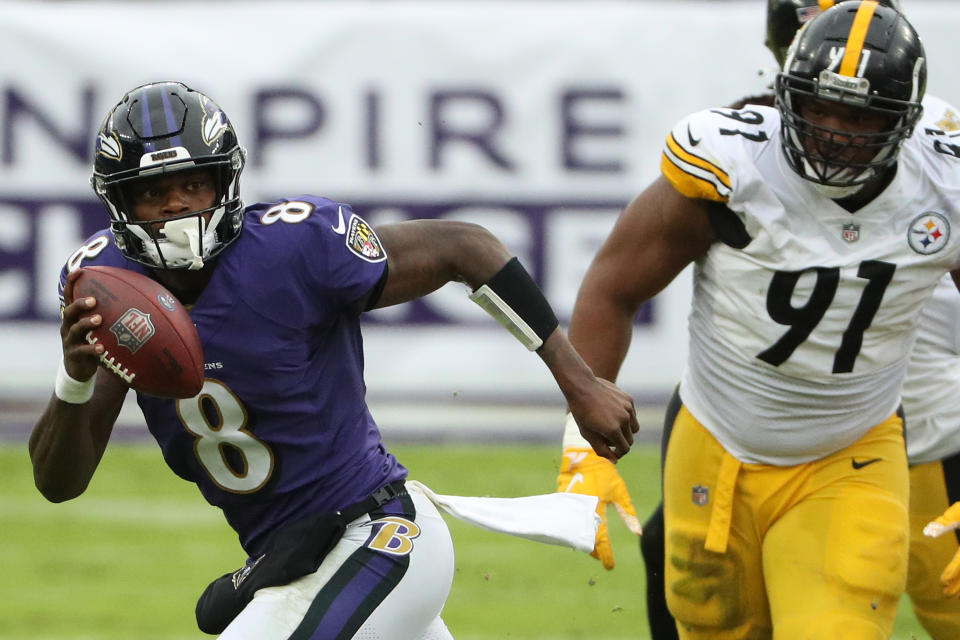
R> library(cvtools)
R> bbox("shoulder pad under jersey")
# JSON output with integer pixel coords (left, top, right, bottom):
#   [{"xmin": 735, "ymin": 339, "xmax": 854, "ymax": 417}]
[{"xmin": 661, "ymin": 105, "xmax": 779, "ymax": 203}]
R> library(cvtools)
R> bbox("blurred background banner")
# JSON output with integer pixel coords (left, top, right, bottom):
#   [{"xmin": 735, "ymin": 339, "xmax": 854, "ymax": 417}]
[{"xmin": 3, "ymin": 0, "xmax": 959, "ymax": 437}]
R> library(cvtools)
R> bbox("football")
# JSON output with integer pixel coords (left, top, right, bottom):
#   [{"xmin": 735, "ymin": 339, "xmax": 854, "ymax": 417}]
[{"xmin": 71, "ymin": 266, "xmax": 204, "ymax": 399}]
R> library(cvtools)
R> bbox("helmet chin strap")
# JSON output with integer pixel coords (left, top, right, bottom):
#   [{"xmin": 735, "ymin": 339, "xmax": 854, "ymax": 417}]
[{"xmin": 161, "ymin": 217, "xmax": 207, "ymax": 270}]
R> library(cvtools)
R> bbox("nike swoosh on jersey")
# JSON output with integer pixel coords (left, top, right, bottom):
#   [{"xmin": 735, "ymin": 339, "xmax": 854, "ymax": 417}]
[
  {"xmin": 331, "ymin": 206, "xmax": 346, "ymax": 234},
  {"xmin": 851, "ymin": 457, "xmax": 882, "ymax": 469},
  {"xmin": 662, "ymin": 132, "xmax": 731, "ymax": 202},
  {"xmin": 687, "ymin": 124, "xmax": 701, "ymax": 146}
]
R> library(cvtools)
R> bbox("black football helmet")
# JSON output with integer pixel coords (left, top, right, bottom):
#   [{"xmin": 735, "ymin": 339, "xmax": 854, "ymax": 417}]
[
  {"xmin": 775, "ymin": 1, "xmax": 924, "ymax": 198},
  {"xmin": 91, "ymin": 82, "xmax": 246, "ymax": 270},
  {"xmin": 766, "ymin": 0, "xmax": 903, "ymax": 68}
]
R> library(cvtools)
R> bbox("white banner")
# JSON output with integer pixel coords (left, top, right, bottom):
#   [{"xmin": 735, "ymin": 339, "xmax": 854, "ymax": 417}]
[{"xmin": 2, "ymin": 1, "xmax": 959, "ymax": 415}]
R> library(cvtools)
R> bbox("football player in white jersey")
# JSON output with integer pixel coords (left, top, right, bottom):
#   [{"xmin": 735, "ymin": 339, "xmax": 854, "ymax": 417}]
[
  {"xmin": 556, "ymin": 1, "xmax": 960, "ymax": 637},
  {"xmin": 579, "ymin": 2, "xmax": 960, "ymax": 638}
]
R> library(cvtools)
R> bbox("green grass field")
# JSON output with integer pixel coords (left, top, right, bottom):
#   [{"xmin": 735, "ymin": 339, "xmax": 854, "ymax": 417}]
[{"xmin": 0, "ymin": 442, "xmax": 929, "ymax": 639}]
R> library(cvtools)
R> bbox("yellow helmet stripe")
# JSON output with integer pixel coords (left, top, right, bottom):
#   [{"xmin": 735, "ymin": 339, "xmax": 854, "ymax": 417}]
[
  {"xmin": 839, "ymin": 1, "xmax": 879, "ymax": 77},
  {"xmin": 817, "ymin": 0, "xmax": 835, "ymax": 10}
]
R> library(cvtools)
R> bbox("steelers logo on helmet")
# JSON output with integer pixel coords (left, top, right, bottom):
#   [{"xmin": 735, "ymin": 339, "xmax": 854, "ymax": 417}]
[{"xmin": 907, "ymin": 212, "xmax": 950, "ymax": 256}]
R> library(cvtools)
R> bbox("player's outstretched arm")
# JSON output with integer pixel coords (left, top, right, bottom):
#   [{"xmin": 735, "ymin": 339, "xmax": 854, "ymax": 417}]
[
  {"xmin": 569, "ymin": 176, "xmax": 716, "ymax": 382},
  {"xmin": 373, "ymin": 219, "xmax": 512, "ymax": 307},
  {"xmin": 558, "ymin": 176, "xmax": 715, "ymax": 567},
  {"xmin": 29, "ymin": 269, "xmax": 128, "ymax": 503},
  {"xmin": 373, "ymin": 219, "xmax": 638, "ymax": 459},
  {"xmin": 538, "ymin": 331, "xmax": 638, "ymax": 460}
]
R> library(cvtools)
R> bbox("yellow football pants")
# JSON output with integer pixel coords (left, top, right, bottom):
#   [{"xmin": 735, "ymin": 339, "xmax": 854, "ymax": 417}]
[{"xmin": 663, "ymin": 406, "xmax": 909, "ymax": 640}]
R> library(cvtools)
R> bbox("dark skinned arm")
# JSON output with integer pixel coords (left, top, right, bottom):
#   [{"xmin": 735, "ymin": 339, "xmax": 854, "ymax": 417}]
[
  {"xmin": 29, "ymin": 269, "xmax": 128, "ymax": 502},
  {"xmin": 568, "ymin": 176, "xmax": 716, "ymax": 387},
  {"xmin": 374, "ymin": 219, "xmax": 639, "ymax": 460}
]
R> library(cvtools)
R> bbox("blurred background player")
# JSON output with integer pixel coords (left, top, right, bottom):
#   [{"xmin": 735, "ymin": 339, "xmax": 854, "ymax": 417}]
[
  {"xmin": 558, "ymin": 2, "xmax": 960, "ymax": 637},
  {"xmin": 30, "ymin": 81, "xmax": 639, "ymax": 640}
]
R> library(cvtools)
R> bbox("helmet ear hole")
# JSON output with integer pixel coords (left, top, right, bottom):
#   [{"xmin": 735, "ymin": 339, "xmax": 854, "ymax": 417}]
[{"xmin": 92, "ymin": 82, "xmax": 245, "ymax": 269}]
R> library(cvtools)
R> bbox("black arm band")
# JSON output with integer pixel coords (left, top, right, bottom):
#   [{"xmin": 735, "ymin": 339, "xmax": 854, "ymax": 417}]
[{"xmin": 469, "ymin": 257, "xmax": 559, "ymax": 351}]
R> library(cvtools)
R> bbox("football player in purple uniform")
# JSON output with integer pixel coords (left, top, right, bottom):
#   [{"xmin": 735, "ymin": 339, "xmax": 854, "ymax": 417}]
[{"xmin": 29, "ymin": 81, "xmax": 639, "ymax": 640}]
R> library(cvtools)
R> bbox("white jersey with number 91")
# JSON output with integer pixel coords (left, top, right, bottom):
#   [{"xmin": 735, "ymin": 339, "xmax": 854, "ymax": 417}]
[{"xmin": 662, "ymin": 104, "xmax": 960, "ymax": 465}]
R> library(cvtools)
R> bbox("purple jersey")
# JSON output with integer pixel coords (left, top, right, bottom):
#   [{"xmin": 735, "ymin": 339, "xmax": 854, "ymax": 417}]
[{"xmin": 59, "ymin": 196, "xmax": 406, "ymax": 555}]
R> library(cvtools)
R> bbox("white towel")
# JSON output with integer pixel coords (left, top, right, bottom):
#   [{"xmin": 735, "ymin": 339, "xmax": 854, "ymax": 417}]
[{"xmin": 406, "ymin": 480, "xmax": 600, "ymax": 553}]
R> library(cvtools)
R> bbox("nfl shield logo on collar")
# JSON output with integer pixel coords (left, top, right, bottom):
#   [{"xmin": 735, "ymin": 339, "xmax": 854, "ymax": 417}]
[
  {"xmin": 692, "ymin": 485, "xmax": 709, "ymax": 506},
  {"xmin": 842, "ymin": 223, "xmax": 860, "ymax": 243}
]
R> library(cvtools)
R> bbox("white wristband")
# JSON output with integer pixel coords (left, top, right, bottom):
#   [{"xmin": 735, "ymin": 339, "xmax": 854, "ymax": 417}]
[
  {"xmin": 55, "ymin": 359, "xmax": 95, "ymax": 404},
  {"xmin": 561, "ymin": 412, "xmax": 592, "ymax": 449}
]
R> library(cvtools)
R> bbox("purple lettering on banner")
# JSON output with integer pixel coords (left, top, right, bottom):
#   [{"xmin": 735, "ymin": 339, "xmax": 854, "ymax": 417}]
[
  {"xmin": 3, "ymin": 85, "xmax": 98, "ymax": 166},
  {"xmin": 350, "ymin": 199, "xmax": 653, "ymax": 326},
  {"xmin": 430, "ymin": 90, "xmax": 513, "ymax": 170},
  {"xmin": 0, "ymin": 198, "xmax": 105, "ymax": 320},
  {"xmin": 252, "ymin": 88, "xmax": 326, "ymax": 167},
  {"xmin": 0, "ymin": 196, "xmax": 652, "ymax": 326},
  {"xmin": 561, "ymin": 88, "xmax": 625, "ymax": 172}
]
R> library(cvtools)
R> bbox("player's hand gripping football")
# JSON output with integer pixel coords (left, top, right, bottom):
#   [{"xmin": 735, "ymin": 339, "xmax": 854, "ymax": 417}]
[
  {"xmin": 924, "ymin": 501, "xmax": 960, "ymax": 596},
  {"xmin": 60, "ymin": 269, "xmax": 105, "ymax": 382},
  {"xmin": 557, "ymin": 412, "xmax": 642, "ymax": 570}
]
